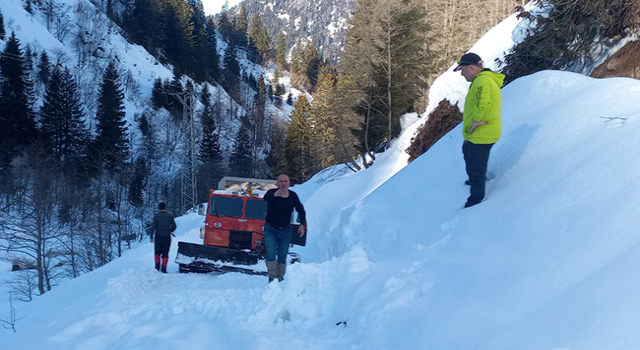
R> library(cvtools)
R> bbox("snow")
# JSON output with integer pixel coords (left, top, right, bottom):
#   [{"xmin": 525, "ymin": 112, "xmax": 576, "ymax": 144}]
[
  {"xmin": 200, "ymin": 0, "xmax": 244, "ymax": 16},
  {"xmin": 278, "ymin": 13, "xmax": 291, "ymax": 22},
  {"xmin": 4, "ymin": 1, "xmax": 640, "ymax": 350}
]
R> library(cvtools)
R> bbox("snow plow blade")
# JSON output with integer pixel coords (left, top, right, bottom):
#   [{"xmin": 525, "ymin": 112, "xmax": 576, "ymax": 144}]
[{"xmin": 175, "ymin": 241, "xmax": 299, "ymax": 275}]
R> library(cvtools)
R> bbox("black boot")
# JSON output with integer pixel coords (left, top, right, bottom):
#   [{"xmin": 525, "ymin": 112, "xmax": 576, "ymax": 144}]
[
  {"xmin": 161, "ymin": 266, "xmax": 167, "ymax": 273},
  {"xmin": 155, "ymin": 263, "xmax": 160, "ymax": 271}
]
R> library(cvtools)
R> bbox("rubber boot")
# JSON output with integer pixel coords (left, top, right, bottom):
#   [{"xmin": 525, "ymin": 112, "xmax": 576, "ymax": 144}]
[
  {"xmin": 155, "ymin": 263, "xmax": 160, "ymax": 271},
  {"xmin": 277, "ymin": 263, "xmax": 286, "ymax": 282},
  {"xmin": 161, "ymin": 257, "xmax": 168, "ymax": 273},
  {"xmin": 266, "ymin": 260, "xmax": 278, "ymax": 283}
]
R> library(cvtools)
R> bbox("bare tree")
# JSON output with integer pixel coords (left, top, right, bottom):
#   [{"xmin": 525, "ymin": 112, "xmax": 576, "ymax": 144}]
[
  {"xmin": 0, "ymin": 292, "xmax": 20, "ymax": 332},
  {"xmin": 0, "ymin": 142, "xmax": 64, "ymax": 296}
]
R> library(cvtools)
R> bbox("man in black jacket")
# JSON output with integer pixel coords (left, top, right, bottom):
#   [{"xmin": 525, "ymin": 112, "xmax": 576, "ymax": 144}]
[
  {"xmin": 263, "ymin": 174, "xmax": 306, "ymax": 282},
  {"xmin": 149, "ymin": 202, "xmax": 177, "ymax": 273}
]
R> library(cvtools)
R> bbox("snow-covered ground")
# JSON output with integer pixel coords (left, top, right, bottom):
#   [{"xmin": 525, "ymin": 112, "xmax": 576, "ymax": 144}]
[
  {"xmin": 4, "ymin": 68, "xmax": 640, "ymax": 349},
  {"xmin": 4, "ymin": 1, "xmax": 640, "ymax": 350}
]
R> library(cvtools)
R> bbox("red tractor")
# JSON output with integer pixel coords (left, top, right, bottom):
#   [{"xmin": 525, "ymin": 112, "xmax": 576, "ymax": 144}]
[{"xmin": 175, "ymin": 177, "xmax": 305, "ymax": 275}]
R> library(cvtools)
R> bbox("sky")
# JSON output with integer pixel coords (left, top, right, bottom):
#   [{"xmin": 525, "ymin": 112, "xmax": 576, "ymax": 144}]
[
  {"xmin": 201, "ymin": 0, "xmax": 244, "ymax": 15},
  {"xmin": 4, "ymin": 1, "xmax": 640, "ymax": 350}
]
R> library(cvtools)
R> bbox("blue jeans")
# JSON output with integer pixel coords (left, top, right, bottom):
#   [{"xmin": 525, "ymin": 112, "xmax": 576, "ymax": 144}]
[
  {"xmin": 462, "ymin": 141, "xmax": 494, "ymax": 205},
  {"xmin": 264, "ymin": 223, "xmax": 291, "ymax": 264}
]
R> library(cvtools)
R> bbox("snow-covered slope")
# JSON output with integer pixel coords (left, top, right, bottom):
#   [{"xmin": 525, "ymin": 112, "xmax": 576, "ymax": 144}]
[
  {"xmin": 4, "ymin": 68, "xmax": 640, "ymax": 350},
  {"xmin": 231, "ymin": 0, "xmax": 357, "ymax": 62},
  {"xmin": 0, "ymin": 0, "xmax": 260, "ymax": 151}
]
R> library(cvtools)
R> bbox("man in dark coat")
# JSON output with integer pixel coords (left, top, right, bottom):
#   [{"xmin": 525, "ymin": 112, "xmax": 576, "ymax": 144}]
[
  {"xmin": 149, "ymin": 202, "xmax": 177, "ymax": 273},
  {"xmin": 263, "ymin": 174, "xmax": 306, "ymax": 282}
]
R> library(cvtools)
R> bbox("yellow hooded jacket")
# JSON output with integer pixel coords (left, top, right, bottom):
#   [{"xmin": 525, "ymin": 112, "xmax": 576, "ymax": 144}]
[{"xmin": 462, "ymin": 69, "xmax": 505, "ymax": 144}]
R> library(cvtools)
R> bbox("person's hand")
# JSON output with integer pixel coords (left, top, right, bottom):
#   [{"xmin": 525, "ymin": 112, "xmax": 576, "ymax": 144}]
[
  {"xmin": 469, "ymin": 120, "xmax": 487, "ymax": 134},
  {"xmin": 150, "ymin": 237, "xmax": 154, "ymax": 243},
  {"xmin": 298, "ymin": 225, "xmax": 305, "ymax": 237},
  {"xmin": 274, "ymin": 189, "xmax": 289, "ymax": 197}
]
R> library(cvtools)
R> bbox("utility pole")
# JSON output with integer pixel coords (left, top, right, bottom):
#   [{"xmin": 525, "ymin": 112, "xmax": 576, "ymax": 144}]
[{"xmin": 164, "ymin": 83, "xmax": 198, "ymax": 214}]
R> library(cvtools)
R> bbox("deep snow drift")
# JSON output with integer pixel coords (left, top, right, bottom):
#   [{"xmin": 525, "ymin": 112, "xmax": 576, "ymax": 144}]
[{"xmin": 3, "ymin": 70, "xmax": 640, "ymax": 350}]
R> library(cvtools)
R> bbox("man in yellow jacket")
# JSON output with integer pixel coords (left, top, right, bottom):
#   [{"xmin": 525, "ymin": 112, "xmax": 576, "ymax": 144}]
[{"xmin": 454, "ymin": 53, "xmax": 505, "ymax": 208}]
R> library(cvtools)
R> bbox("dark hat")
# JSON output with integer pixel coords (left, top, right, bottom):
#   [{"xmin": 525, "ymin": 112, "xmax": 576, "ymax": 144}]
[
  {"xmin": 453, "ymin": 53, "xmax": 483, "ymax": 72},
  {"xmin": 158, "ymin": 202, "xmax": 166, "ymax": 210}
]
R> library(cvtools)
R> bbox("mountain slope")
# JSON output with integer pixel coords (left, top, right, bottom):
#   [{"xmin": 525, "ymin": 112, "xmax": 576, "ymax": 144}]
[{"xmin": 231, "ymin": 0, "xmax": 357, "ymax": 61}]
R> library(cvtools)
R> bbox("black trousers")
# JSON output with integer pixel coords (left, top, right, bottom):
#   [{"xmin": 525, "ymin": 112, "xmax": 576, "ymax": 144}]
[
  {"xmin": 462, "ymin": 141, "xmax": 494, "ymax": 206},
  {"xmin": 154, "ymin": 236, "xmax": 171, "ymax": 257}
]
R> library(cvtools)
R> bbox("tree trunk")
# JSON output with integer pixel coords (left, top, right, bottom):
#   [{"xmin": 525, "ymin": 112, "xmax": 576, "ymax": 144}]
[
  {"xmin": 97, "ymin": 176, "xmax": 105, "ymax": 266},
  {"xmin": 36, "ymin": 206, "xmax": 45, "ymax": 295}
]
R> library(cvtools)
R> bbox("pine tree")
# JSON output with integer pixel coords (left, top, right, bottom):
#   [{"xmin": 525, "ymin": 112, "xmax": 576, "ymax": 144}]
[
  {"xmin": 331, "ymin": 73, "xmax": 363, "ymax": 171},
  {"xmin": 289, "ymin": 39, "xmax": 306, "ymax": 90},
  {"xmin": 290, "ymin": 39, "xmax": 323, "ymax": 92},
  {"xmin": 303, "ymin": 43, "xmax": 323, "ymax": 92},
  {"xmin": 123, "ymin": 0, "xmax": 158, "ymax": 53},
  {"xmin": 0, "ymin": 11, "xmax": 6, "ymax": 40},
  {"xmin": 233, "ymin": 4, "xmax": 248, "ymax": 47},
  {"xmin": 248, "ymin": 74, "xmax": 267, "ymax": 160},
  {"xmin": 218, "ymin": 11, "xmax": 233, "ymax": 40},
  {"xmin": 188, "ymin": 0, "xmax": 208, "ymax": 82},
  {"xmin": 197, "ymin": 86, "xmax": 223, "ymax": 200},
  {"xmin": 151, "ymin": 78, "xmax": 164, "ymax": 109},
  {"xmin": 273, "ymin": 67, "xmax": 283, "ymax": 96},
  {"xmin": 221, "ymin": 0, "xmax": 230, "ymax": 12},
  {"xmin": 204, "ymin": 17, "xmax": 220, "ymax": 82},
  {"xmin": 166, "ymin": 71, "xmax": 184, "ymax": 121},
  {"xmin": 229, "ymin": 123, "xmax": 253, "ymax": 177},
  {"xmin": 23, "ymin": 46, "xmax": 34, "ymax": 75},
  {"xmin": 266, "ymin": 122, "xmax": 289, "ymax": 177},
  {"xmin": 136, "ymin": 112, "xmax": 158, "ymax": 187},
  {"xmin": 276, "ymin": 31, "xmax": 287, "ymax": 69},
  {"xmin": 128, "ymin": 157, "xmax": 147, "ymax": 207},
  {"xmin": 40, "ymin": 66, "xmax": 88, "ymax": 161},
  {"xmin": 285, "ymin": 95, "xmax": 315, "ymax": 183},
  {"xmin": 161, "ymin": 2, "xmax": 194, "ymax": 76},
  {"xmin": 0, "ymin": 32, "xmax": 38, "ymax": 162},
  {"xmin": 198, "ymin": 87, "xmax": 222, "ymax": 164},
  {"xmin": 36, "ymin": 51, "xmax": 51, "ymax": 91},
  {"xmin": 308, "ymin": 67, "xmax": 339, "ymax": 169},
  {"xmin": 273, "ymin": 68, "xmax": 284, "ymax": 107},
  {"xmin": 222, "ymin": 43, "xmax": 240, "ymax": 90},
  {"xmin": 249, "ymin": 13, "xmax": 271, "ymax": 61},
  {"xmin": 93, "ymin": 62, "xmax": 129, "ymax": 172},
  {"xmin": 341, "ymin": 0, "xmax": 432, "ymax": 155},
  {"xmin": 255, "ymin": 74, "xmax": 266, "ymax": 116},
  {"xmin": 501, "ymin": 0, "xmax": 640, "ymax": 84}
]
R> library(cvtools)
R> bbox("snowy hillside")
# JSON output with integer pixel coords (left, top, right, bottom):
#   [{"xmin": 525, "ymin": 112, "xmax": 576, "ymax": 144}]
[
  {"xmin": 4, "ymin": 68, "xmax": 640, "ymax": 350},
  {"xmin": 230, "ymin": 0, "xmax": 357, "ymax": 62},
  {"xmin": 0, "ymin": 0, "xmax": 265, "ymax": 151}
]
